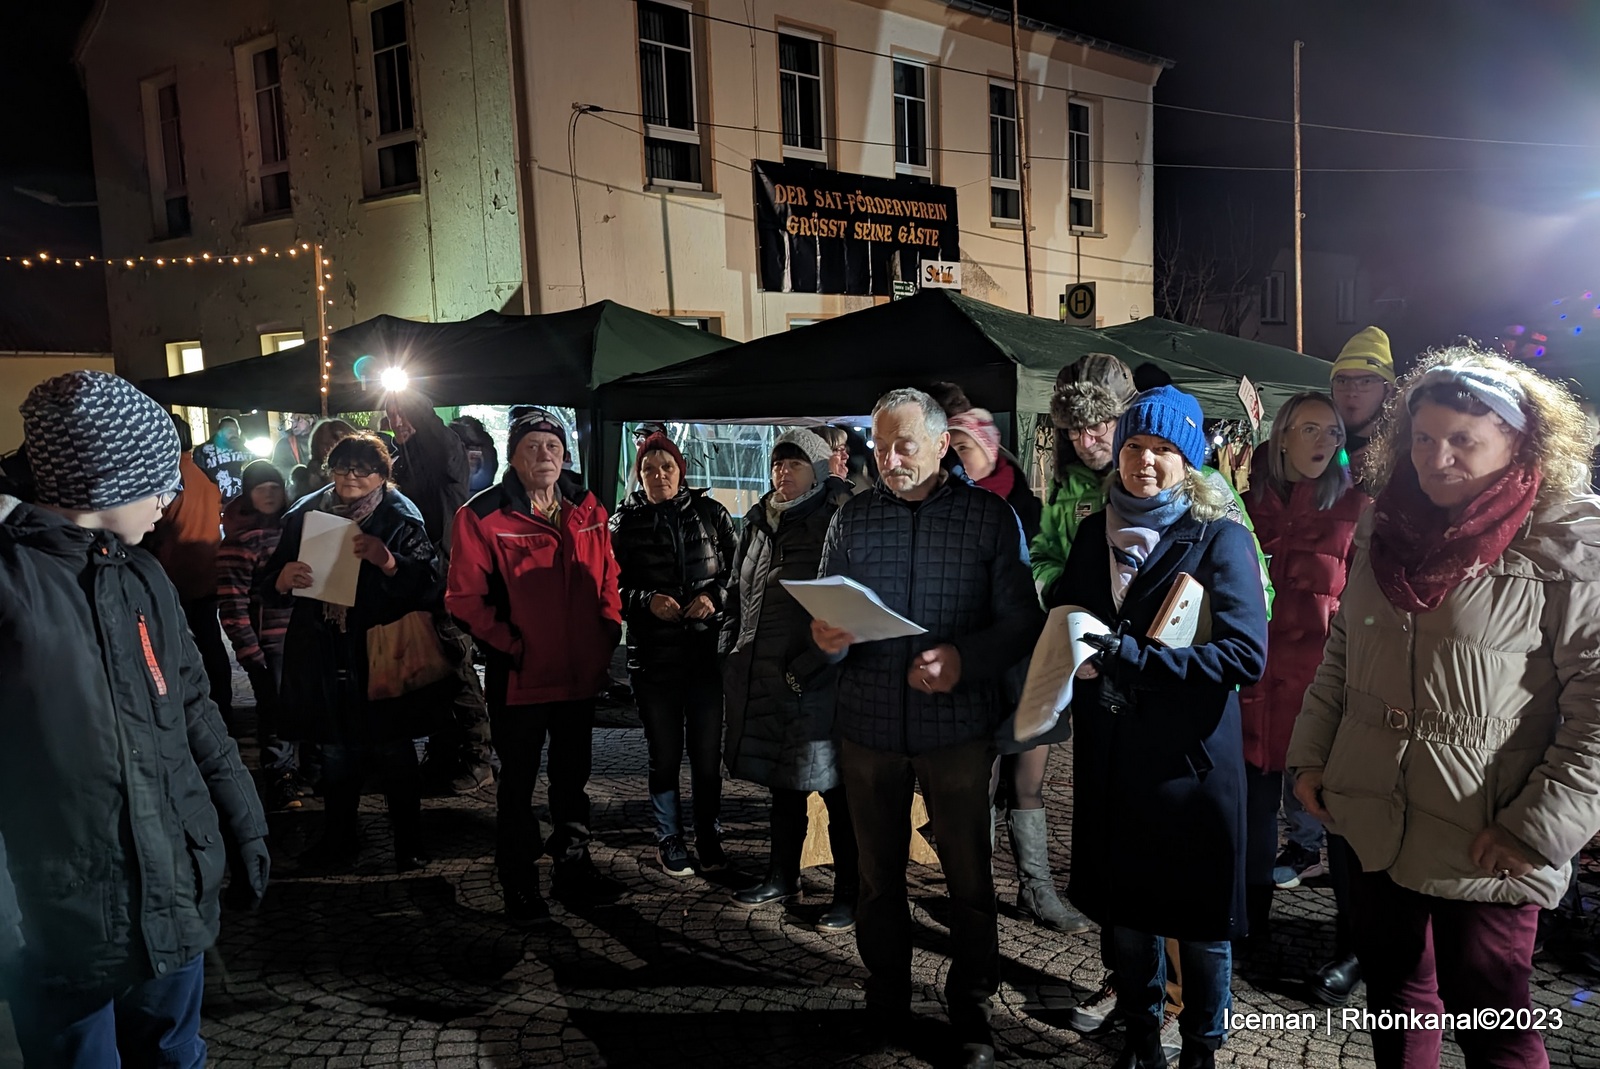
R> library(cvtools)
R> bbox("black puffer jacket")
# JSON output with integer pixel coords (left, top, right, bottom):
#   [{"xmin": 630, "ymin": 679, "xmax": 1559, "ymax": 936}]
[
  {"xmin": 610, "ymin": 487, "xmax": 737, "ymax": 673},
  {"xmin": 723, "ymin": 486, "xmax": 848, "ymax": 791},
  {"xmin": 0, "ymin": 496, "xmax": 267, "ymax": 992},
  {"xmin": 265, "ymin": 487, "xmax": 455, "ymax": 744},
  {"xmin": 820, "ymin": 476, "xmax": 1044, "ymax": 755},
  {"xmin": 390, "ymin": 391, "xmax": 470, "ymax": 556}
]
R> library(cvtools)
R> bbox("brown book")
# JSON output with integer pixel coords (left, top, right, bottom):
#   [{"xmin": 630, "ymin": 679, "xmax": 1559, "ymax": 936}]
[{"xmin": 1148, "ymin": 572, "xmax": 1208, "ymax": 648}]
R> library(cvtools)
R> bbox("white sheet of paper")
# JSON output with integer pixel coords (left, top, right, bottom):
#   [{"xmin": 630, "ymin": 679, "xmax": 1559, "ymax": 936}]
[
  {"xmin": 1013, "ymin": 605, "xmax": 1114, "ymax": 742},
  {"xmin": 779, "ymin": 575, "xmax": 927, "ymax": 642},
  {"xmin": 294, "ymin": 511, "xmax": 360, "ymax": 608}
]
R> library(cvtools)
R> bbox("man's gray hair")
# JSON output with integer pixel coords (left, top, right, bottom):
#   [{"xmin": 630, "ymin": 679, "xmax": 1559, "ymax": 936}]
[{"xmin": 872, "ymin": 388, "xmax": 949, "ymax": 438}]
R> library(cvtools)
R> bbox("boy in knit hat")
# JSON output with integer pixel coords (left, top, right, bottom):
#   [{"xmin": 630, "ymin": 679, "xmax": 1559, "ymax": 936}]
[
  {"xmin": 1329, "ymin": 326, "xmax": 1397, "ymax": 479},
  {"xmin": 0, "ymin": 371, "xmax": 268, "ymax": 1066}
]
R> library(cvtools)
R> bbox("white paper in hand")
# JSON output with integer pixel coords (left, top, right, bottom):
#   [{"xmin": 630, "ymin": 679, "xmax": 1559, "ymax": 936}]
[
  {"xmin": 779, "ymin": 575, "xmax": 927, "ymax": 642},
  {"xmin": 294, "ymin": 511, "xmax": 361, "ymax": 608},
  {"xmin": 1013, "ymin": 605, "xmax": 1113, "ymax": 742}
]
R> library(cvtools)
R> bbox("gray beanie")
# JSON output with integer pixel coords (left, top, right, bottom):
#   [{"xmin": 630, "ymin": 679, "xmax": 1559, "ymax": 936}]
[
  {"xmin": 21, "ymin": 371, "xmax": 181, "ymax": 510},
  {"xmin": 772, "ymin": 428, "xmax": 832, "ymax": 485}
]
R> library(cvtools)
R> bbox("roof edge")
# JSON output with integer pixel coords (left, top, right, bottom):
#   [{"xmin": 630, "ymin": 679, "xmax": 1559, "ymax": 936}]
[
  {"xmin": 939, "ymin": 0, "xmax": 1175, "ymax": 71},
  {"xmin": 72, "ymin": 0, "xmax": 110, "ymax": 68}
]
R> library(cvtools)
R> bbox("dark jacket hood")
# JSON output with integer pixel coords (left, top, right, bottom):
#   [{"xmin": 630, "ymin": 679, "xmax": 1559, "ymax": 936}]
[{"xmin": 0, "ymin": 494, "xmax": 113, "ymax": 559}]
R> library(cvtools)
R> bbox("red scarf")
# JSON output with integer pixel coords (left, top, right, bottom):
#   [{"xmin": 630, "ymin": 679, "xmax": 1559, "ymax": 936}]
[
  {"xmin": 1370, "ymin": 463, "xmax": 1540, "ymax": 613},
  {"xmin": 977, "ymin": 457, "xmax": 1018, "ymax": 501}
]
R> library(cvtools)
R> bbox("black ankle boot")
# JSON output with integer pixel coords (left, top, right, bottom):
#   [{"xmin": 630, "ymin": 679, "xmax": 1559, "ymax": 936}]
[
  {"xmin": 1111, "ymin": 1027, "xmax": 1165, "ymax": 1069},
  {"xmin": 1311, "ymin": 952, "xmax": 1361, "ymax": 1007},
  {"xmin": 734, "ymin": 871, "xmax": 799, "ymax": 907},
  {"xmin": 1177, "ymin": 1041, "xmax": 1216, "ymax": 1069}
]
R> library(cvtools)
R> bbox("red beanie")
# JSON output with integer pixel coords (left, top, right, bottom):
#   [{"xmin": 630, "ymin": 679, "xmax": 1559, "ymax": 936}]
[{"xmin": 634, "ymin": 432, "xmax": 686, "ymax": 482}]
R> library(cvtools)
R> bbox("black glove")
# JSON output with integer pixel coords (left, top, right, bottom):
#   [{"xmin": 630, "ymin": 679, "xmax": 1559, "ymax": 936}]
[
  {"xmin": 226, "ymin": 837, "xmax": 271, "ymax": 912},
  {"xmin": 1081, "ymin": 623, "xmax": 1127, "ymax": 660}
]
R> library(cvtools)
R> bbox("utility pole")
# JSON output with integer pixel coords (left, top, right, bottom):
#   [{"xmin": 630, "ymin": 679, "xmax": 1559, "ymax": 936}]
[
  {"xmin": 1293, "ymin": 40, "xmax": 1305, "ymax": 353},
  {"xmin": 1011, "ymin": 0, "xmax": 1035, "ymax": 315}
]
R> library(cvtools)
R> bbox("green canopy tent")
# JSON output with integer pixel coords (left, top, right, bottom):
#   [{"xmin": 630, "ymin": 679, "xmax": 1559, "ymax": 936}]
[{"xmin": 141, "ymin": 300, "xmax": 736, "ymax": 487}]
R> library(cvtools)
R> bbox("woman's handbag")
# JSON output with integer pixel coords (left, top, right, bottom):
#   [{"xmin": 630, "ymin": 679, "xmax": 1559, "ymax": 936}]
[{"xmin": 367, "ymin": 611, "xmax": 456, "ymax": 700}]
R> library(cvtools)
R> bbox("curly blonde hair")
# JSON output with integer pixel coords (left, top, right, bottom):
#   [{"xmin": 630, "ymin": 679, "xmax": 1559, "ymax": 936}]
[{"xmin": 1361, "ymin": 344, "xmax": 1591, "ymax": 500}]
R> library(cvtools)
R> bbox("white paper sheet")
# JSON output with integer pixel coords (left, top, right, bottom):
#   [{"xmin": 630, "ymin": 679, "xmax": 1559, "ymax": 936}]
[
  {"xmin": 293, "ymin": 511, "xmax": 360, "ymax": 608},
  {"xmin": 779, "ymin": 575, "xmax": 927, "ymax": 642},
  {"xmin": 1013, "ymin": 605, "xmax": 1113, "ymax": 742}
]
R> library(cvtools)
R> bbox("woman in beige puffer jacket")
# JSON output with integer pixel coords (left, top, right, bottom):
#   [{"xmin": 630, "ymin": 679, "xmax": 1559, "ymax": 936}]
[{"xmin": 1287, "ymin": 347, "xmax": 1600, "ymax": 1069}]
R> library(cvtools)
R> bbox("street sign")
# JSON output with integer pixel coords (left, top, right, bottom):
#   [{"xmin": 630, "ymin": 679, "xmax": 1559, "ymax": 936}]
[
  {"xmin": 892, "ymin": 280, "xmax": 916, "ymax": 300},
  {"xmin": 1237, "ymin": 374, "xmax": 1264, "ymax": 429},
  {"xmin": 1063, "ymin": 282, "xmax": 1096, "ymax": 325},
  {"xmin": 920, "ymin": 259, "xmax": 961, "ymax": 289}
]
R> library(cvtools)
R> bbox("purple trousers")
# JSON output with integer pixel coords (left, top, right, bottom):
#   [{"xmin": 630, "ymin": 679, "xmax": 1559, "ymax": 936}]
[{"xmin": 1350, "ymin": 867, "xmax": 1546, "ymax": 1069}]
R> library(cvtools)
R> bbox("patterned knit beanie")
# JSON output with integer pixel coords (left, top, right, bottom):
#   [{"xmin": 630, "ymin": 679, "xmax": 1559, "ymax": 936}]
[
  {"xmin": 947, "ymin": 408, "xmax": 1000, "ymax": 468},
  {"xmin": 21, "ymin": 371, "xmax": 181, "ymax": 510}
]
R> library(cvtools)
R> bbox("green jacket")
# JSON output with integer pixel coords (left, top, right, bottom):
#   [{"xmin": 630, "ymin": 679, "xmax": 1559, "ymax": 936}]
[{"xmin": 1031, "ymin": 463, "xmax": 1274, "ymax": 615}]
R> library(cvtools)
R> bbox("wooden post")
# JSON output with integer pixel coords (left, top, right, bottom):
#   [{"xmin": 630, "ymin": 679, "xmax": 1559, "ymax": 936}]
[
  {"xmin": 315, "ymin": 242, "xmax": 330, "ymax": 417},
  {"xmin": 1011, "ymin": 0, "xmax": 1034, "ymax": 316},
  {"xmin": 1293, "ymin": 41, "xmax": 1304, "ymax": 353}
]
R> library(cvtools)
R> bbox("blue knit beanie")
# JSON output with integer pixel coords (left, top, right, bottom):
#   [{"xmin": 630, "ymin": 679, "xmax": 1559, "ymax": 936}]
[{"xmin": 1113, "ymin": 386, "xmax": 1208, "ymax": 470}]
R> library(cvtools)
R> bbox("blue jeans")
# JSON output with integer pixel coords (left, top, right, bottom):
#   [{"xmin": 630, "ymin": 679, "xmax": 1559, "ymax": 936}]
[
  {"xmin": 1112, "ymin": 927, "xmax": 1231, "ymax": 1050},
  {"xmin": 632, "ymin": 667, "xmax": 723, "ymax": 842},
  {"xmin": 5, "ymin": 954, "xmax": 207, "ymax": 1068},
  {"xmin": 1281, "ymin": 774, "xmax": 1324, "ymax": 852}
]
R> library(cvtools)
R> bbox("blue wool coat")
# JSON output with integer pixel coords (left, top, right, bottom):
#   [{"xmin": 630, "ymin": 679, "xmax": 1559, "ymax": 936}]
[{"xmin": 1049, "ymin": 508, "xmax": 1268, "ymax": 941}]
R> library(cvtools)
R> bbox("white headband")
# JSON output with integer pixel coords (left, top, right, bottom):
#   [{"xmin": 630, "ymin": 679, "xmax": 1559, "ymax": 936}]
[{"xmin": 1408, "ymin": 363, "xmax": 1529, "ymax": 433}]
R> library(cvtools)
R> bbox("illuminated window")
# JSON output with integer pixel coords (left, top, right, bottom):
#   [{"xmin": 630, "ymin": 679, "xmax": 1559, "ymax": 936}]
[{"xmin": 260, "ymin": 331, "xmax": 306, "ymax": 354}]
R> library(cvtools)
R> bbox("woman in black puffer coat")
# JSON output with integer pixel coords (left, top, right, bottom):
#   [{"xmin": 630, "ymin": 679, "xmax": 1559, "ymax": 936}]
[
  {"xmin": 610, "ymin": 433, "xmax": 737, "ymax": 876},
  {"xmin": 722, "ymin": 429, "xmax": 859, "ymax": 933}
]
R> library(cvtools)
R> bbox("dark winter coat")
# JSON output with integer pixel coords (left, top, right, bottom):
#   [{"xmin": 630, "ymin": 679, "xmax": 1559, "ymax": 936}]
[
  {"xmin": 390, "ymin": 393, "xmax": 470, "ymax": 556},
  {"xmin": 0, "ymin": 496, "xmax": 268, "ymax": 992},
  {"xmin": 1239, "ymin": 465, "xmax": 1368, "ymax": 772},
  {"xmin": 265, "ymin": 487, "xmax": 455, "ymax": 744},
  {"xmin": 446, "ymin": 471, "xmax": 622, "ymax": 706},
  {"xmin": 610, "ymin": 487, "xmax": 736, "ymax": 674},
  {"xmin": 1051, "ymin": 509, "xmax": 1268, "ymax": 942},
  {"xmin": 723, "ymin": 487, "xmax": 847, "ymax": 790},
  {"xmin": 820, "ymin": 476, "xmax": 1044, "ymax": 755}
]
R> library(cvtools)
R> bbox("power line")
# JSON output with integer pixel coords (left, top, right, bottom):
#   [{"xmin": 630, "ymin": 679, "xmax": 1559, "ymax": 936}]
[
  {"xmin": 586, "ymin": 106, "xmax": 1545, "ymax": 174},
  {"xmin": 680, "ymin": 6, "xmax": 1600, "ymax": 152}
]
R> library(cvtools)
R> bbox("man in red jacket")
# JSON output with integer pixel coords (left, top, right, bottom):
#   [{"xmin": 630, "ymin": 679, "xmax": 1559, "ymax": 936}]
[{"xmin": 446, "ymin": 411, "xmax": 624, "ymax": 923}]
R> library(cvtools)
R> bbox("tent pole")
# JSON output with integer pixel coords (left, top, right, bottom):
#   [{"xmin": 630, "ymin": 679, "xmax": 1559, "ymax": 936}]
[{"xmin": 1010, "ymin": 0, "xmax": 1035, "ymax": 317}]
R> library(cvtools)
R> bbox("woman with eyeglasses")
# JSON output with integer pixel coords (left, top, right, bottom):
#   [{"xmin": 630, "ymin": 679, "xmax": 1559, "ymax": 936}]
[
  {"xmin": 1288, "ymin": 349, "xmax": 1600, "ymax": 1068},
  {"xmin": 266, "ymin": 433, "xmax": 455, "ymax": 873},
  {"xmin": 1237, "ymin": 393, "xmax": 1368, "ymax": 961}
]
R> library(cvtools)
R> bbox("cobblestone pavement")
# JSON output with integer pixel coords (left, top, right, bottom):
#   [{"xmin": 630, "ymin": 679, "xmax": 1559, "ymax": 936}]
[{"xmin": 4, "ymin": 689, "xmax": 1599, "ymax": 1068}]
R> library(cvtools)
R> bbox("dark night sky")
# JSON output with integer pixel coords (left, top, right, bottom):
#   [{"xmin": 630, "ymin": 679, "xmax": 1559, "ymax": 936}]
[{"xmin": 5, "ymin": 1, "xmax": 1600, "ymax": 367}]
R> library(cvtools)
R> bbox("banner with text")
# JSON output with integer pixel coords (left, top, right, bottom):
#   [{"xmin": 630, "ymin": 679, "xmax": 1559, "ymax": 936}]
[{"xmin": 754, "ymin": 160, "xmax": 960, "ymax": 296}]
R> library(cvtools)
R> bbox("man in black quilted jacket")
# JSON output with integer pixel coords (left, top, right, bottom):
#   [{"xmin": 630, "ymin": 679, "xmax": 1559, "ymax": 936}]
[
  {"xmin": 0, "ymin": 371, "xmax": 268, "ymax": 1068},
  {"xmin": 811, "ymin": 388, "xmax": 1044, "ymax": 1069}
]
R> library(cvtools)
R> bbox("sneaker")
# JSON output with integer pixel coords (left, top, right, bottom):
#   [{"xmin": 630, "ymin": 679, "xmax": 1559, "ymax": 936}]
[
  {"xmin": 657, "ymin": 835, "xmax": 694, "ymax": 878},
  {"xmin": 1159, "ymin": 1011, "xmax": 1181, "ymax": 1062},
  {"xmin": 1273, "ymin": 844, "xmax": 1326, "ymax": 889},
  {"xmin": 696, "ymin": 835, "xmax": 729, "ymax": 873},
  {"xmin": 1065, "ymin": 981, "xmax": 1118, "ymax": 1034}
]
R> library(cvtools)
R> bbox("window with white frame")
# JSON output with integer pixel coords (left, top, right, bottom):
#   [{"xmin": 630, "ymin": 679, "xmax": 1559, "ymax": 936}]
[
  {"xmin": 141, "ymin": 76, "xmax": 190, "ymax": 238},
  {"xmin": 358, "ymin": 0, "xmax": 420, "ymax": 195},
  {"xmin": 1336, "ymin": 278, "xmax": 1357, "ymax": 323},
  {"xmin": 779, "ymin": 30, "xmax": 828, "ymax": 165},
  {"xmin": 1068, "ymin": 99, "xmax": 1095, "ymax": 230},
  {"xmin": 638, "ymin": 0, "xmax": 703, "ymax": 187},
  {"xmin": 894, "ymin": 59, "xmax": 931, "ymax": 184},
  {"xmin": 1262, "ymin": 271, "xmax": 1287, "ymax": 324},
  {"xmin": 989, "ymin": 82, "xmax": 1020, "ymax": 223},
  {"xmin": 667, "ymin": 315, "xmax": 722, "ymax": 334},
  {"xmin": 236, "ymin": 40, "xmax": 291, "ymax": 217},
  {"xmin": 259, "ymin": 331, "xmax": 305, "ymax": 355}
]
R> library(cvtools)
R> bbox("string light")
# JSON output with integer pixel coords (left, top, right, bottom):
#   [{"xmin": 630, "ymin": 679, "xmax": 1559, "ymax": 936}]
[{"xmin": 0, "ymin": 240, "xmax": 331, "ymax": 270}]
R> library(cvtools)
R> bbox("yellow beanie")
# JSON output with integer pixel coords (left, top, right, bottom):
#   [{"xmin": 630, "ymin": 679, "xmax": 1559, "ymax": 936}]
[{"xmin": 1331, "ymin": 326, "xmax": 1395, "ymax": 383}]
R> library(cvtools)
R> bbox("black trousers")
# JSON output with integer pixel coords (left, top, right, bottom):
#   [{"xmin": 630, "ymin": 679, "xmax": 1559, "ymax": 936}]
[
  {"xmin": 769, "ymin": 785, "xmax": 859, "ymax": 896},
  {"xmin": 1244, "ymin": 763, "xmax": 1283, "ymax": 889},
  {"xmin": 490, "ymin": 684, "xmax": 595, "ymax": 891},
  {"xmin": 632, "ymin": 665, "xmax": 723, "ymax": 841},
  {"xmin": 183, "ymin": 597, "xmax": 233, "ymax": 722},
  {"xmin": 840, "ymin": 737, "xmax": 997, "ymax": 1042}
]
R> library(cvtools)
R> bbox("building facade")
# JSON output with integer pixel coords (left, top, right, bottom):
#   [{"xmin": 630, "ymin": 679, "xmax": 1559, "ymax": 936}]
[
  {"xmin": 77, "ymin": 0, "xmax": 521, "ymax": 387},
  {"xmin": 508, "ymin": 0, "xmax": 1166, "ymax": 336}
]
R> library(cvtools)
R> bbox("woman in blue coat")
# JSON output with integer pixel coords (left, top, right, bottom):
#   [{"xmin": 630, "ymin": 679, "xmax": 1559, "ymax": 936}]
[{"xmin": 1047, "ymin": 387, "xmax": 1268, "ymax": 1069}]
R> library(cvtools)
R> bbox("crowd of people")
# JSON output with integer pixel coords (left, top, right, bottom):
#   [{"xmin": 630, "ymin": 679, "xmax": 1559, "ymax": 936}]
[{"xmin": 2, "ymin": 319, "xmax": 1599, "ymax": 1069}]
